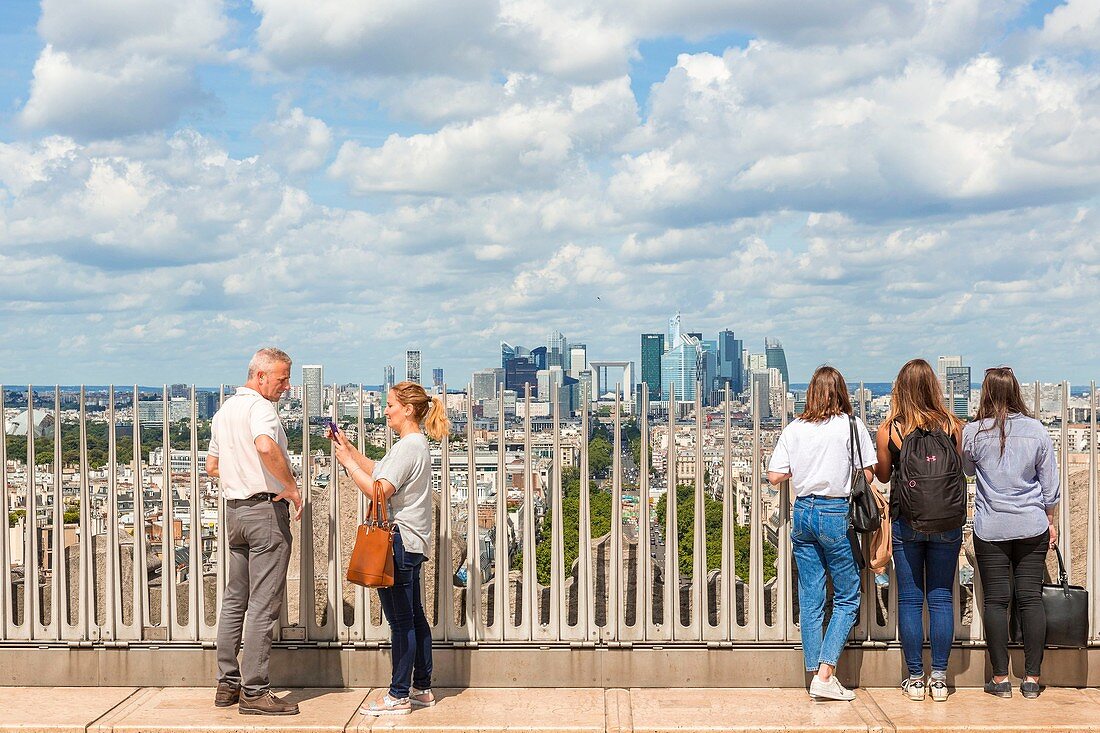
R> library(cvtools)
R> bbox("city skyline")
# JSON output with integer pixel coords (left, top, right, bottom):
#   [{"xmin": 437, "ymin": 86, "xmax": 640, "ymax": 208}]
[{"xmin": 1, "ymin": 2, "xmax": 1098, "ymax": 385}]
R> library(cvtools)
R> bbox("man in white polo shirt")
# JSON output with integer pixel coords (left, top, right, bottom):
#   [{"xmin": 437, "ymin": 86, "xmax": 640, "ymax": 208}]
[{"xmin": 206, "ymin": 347, "xmax": 303, "ymax": 716}]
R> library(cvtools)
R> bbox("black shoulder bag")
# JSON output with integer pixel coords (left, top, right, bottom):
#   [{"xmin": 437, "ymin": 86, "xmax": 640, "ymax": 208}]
[
  {"xmin": 1040, "ymin": 543, "xmax": 1089, "ymax": 648},
  {"xmin": 848, "ymin": 414, "xmax": 881, "ymax": 534}
]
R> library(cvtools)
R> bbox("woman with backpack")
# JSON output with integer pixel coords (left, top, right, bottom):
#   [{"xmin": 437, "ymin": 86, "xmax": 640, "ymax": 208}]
[
  {"xmin": 874, "ymin": 359, "xmax": 966, "ymax": 702},
  {"xmin": 767, "ymin": 366, "xmax": 877, "ymax": 702},
  {"xmin": 963, "ymin": 366, "xmax": 1059, "ymax": 700}
]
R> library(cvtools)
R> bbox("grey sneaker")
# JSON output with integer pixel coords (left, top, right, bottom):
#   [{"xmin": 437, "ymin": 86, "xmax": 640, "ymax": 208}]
[
  {"xmin": 929, "ymin": 678, "xmax": 949, "ymax": 702},
  {"xmin": 984, "ymin": 679, "xmax": 1012, "ymax": 698},
  {"xmin": 901, "ymin": 677, "xmax": 926, "ymax": 701},
  {"xmin": 1021, "ymin": 681, "xmax": 1040, "ymax": 699},
  {"xmin": 809, "ymin": 675, "xmax": 856, "ymax": 701}
]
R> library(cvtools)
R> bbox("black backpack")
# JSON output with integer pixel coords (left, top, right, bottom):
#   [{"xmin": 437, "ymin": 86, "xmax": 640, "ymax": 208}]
[{"xmin": 893, "ymin": 422, "xmax": 966, "ymax": 532}]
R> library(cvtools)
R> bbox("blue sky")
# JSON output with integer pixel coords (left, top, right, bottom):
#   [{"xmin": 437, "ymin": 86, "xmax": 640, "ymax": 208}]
[{"xmin": 0, "ymin": 0, "xmax": 1098, "ymax": 387}]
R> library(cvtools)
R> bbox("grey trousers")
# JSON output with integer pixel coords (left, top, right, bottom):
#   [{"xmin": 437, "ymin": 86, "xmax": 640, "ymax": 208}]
[{"xmin": 216, "ymin": 497, "xmax": 292, "ymax": 694}]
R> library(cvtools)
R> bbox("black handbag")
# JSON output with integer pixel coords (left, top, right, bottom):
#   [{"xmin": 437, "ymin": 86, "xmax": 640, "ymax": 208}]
[
  {"xmin": 1041, "ymin": 543, "xmax": 1089, "ymax": 648},
  {"xmin": 847, "ymin": 415, "xmax": 881, "ymax": 534}
]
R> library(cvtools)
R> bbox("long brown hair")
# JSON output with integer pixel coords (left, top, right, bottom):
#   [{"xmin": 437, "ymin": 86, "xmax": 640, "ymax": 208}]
[
  {"xmin": 886, "ymin": 359, "xmax": 959, "ymax": 436},
  {"xmin": 975, "ymin": 366, "xmax": 1031, "ymax": 455},
  {"xmin": 391, "ymin": 381, "xmax": 451, "ymax": 441},
  {"xmin": 801, "ymin": 366, "xmax": 852, "ymax": 423}
]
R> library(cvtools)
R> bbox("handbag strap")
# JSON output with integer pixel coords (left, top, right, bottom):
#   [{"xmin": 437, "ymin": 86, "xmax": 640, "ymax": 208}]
[
  {"xmin": 848, "ymin": 414, "xmax": 867, "ymax": 481},
  {"xmin": 367, "ymin": 481, "xmax": 389, "ymax": 526},
  {"xmin": 1052, "ymin": 542, "xmax": 1070, "ymax": 589}
]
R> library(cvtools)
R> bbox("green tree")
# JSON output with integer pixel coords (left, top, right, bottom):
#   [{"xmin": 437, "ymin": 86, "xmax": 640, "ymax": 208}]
[
  {"xmin": 588, "ymin": 433, "xmax": 612, "ymax": 477},
  {"xmin": 655, "ymin": 485, "xmax": 777, "ymax": 582},
  {"xmin": 8, "ymin": 510, "xmax": 25, "ymax": 528},
  {"xmin": 533, "ymin": 467, "xmax": 614, "ymax": 585}
]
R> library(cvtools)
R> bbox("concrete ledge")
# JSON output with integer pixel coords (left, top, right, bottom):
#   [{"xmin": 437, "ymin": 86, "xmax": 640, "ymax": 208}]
[
  {"xmin": 8, "ymin": 685, "xmax": 1100, "ymax": 732},
  {"xmin": 2, "ymin": 645, "xmax": 1099, "ymax": 688}
]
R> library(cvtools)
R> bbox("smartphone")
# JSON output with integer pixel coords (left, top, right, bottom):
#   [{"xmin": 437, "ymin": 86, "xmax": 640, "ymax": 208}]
[{"xmin": 323, "ymin": 419, "xmax": 341, "ymax": 439}]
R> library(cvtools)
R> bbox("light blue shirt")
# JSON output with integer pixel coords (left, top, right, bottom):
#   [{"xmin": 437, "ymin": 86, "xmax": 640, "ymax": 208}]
[{"xmin": 962, "ymin": 413, "xmax": 1059, "ymax": 542}]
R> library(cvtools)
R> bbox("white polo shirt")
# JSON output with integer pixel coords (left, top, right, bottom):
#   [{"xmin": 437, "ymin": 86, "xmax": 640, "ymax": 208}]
[{"xmin": 208, "ymin": 387, "xmax": 290, "ymax": 500}]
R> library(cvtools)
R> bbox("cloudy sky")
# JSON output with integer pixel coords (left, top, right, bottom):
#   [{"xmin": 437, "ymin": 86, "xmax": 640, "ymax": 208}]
[{"xmin": 1, "ymin": 0, "xmax": 1098, "ymax": 387}]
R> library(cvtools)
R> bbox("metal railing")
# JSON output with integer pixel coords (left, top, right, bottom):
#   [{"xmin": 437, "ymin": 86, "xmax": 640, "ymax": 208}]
[{"xmin": 0, "ymin": 378, "xmax": 1097, "ymax": 648}]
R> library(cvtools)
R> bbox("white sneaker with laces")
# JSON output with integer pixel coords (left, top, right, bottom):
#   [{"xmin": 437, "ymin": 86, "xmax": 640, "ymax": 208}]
[
  {"xmin": 901, "ymin": 677, "xmax": 926, "ymax": 701},
  {"xmin": 361, "ymin": 695, "xmax": 412, "ymax": 716},
  {"xmin": 809, "ymin": 675, "xmax": 856, "ymax": 701}
]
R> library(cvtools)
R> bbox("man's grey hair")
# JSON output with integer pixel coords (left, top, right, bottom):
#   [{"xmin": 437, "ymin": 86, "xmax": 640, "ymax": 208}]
[{"xmin": 247, "ymin": 347, "xmax": 292, "ymax": 379}]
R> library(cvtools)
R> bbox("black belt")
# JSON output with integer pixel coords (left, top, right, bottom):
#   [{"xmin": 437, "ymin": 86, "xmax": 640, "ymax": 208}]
[{"xmin": 227, "ymin": 493, "xmax": 276, "ymax": 505}]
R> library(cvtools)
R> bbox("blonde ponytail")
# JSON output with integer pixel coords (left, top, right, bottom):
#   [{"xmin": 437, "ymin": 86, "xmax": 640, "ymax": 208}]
[{"xmin": 423, "ymin": 396, "xmax": 450, "ymax": 441}]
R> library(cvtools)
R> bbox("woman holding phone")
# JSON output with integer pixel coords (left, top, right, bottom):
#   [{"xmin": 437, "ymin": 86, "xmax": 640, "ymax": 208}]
[{"xmin": 331, "ymin": 381, "xmax": 450, "ymax": 715}]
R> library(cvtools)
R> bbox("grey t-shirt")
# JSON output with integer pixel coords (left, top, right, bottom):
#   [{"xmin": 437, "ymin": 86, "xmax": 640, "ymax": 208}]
[{"xmin": 373, "ymin": 432, "xmax": 433, "ymax": 555}]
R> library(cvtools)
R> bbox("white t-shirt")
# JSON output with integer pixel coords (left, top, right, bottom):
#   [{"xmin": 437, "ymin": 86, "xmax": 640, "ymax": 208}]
[
  {"xmin": 768, "ymin": 414, "xmax": 877, "ymax": 498},
  {"xmin": 373, "ymin": 432, "xmax": 433, "ymax": 556},
  {"xmin": 208, "ymin": 387, "xmax": 291, "ymax": 500}
]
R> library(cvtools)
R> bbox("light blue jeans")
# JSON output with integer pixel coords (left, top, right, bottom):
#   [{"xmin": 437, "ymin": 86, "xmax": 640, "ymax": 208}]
[{"xmin": 792, "ymin": 495, "xmax": 861, "ymax": 671}]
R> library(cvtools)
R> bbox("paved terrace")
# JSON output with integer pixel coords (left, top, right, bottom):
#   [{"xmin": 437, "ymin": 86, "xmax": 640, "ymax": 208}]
[{"xmin": 6, "ymin": 685, "xmax": 1100, "ymax": 732}]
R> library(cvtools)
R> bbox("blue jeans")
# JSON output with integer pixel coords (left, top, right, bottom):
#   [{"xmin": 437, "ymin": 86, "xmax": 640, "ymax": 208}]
[
  {"xmin": 892, "ymin": 519, "xmax": 962, "ymax": 676},
  {"xmin": 791, "ymin": 496, "xmax": 861, "ymax": 671},
  {"xmin": 377, "ymin": 530, "xmax": 432, "ymax": 698}
]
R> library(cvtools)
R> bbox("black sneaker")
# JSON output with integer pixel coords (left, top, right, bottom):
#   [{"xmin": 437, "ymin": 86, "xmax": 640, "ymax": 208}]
[
  {"xmin": 1021, "ymin": 681, "xmax": 1040, "ymax": 699},
  {"xmin": 984, "ymin": 679, "xmax": 1012, "ymax": 698}
]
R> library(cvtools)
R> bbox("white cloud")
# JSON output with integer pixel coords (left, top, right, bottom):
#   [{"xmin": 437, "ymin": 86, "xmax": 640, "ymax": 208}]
[
  {"xmin": 256, "ymin": 107, "xmax": 333, "ymax": 174},
  {"xmin": 18, "ymin": 0, "xmax": 229, "ymax": 139},
  {"xmin": 1039, "ymin": 0, "xmax": 1100, "ymax": 52}
]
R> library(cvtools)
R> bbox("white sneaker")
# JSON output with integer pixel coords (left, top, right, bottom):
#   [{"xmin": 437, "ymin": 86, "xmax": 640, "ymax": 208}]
[
  {"xmin": 809, "ymin": 675, "xmax": 856, "ymax": 701},
  {"xmin": 901, "ymin": 677, "xmax": 926, "ymax": 701},
  {"xmin": 929, "ymin": 678, "xmax": 949, "ymax": 702},
  {"xmin": 361, "ymin": 695, "xmax": 412, "ymax": 716}
]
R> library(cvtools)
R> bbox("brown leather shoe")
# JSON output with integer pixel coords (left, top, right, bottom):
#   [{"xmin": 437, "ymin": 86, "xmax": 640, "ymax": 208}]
[
  {"xmin": 238, "ymin": 690, "xmax": 300, "ymax": 716},
  {"xmin": 214, "ymin": 681, "xmax": 240, "ymax": 707}
]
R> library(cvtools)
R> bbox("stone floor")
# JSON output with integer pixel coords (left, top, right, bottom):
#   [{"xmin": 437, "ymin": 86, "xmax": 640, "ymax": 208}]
[{"xmin": 3, "ymin": 686, "xmax": 1100, "ymax": 732}]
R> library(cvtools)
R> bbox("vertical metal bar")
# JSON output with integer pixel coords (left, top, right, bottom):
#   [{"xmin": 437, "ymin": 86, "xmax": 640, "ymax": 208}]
[
  {"xmin": 326, "ymin": 386, "xmax": 340, "ymax": 642},
  {"xmin": 208, "ymin": 385, "xmax": 227, "ymax": 640},
  {"xmin": 465, "ymin": 382, "xmax": 481, "ymax": 639},
  {"xmin": 26, "ymin": 386, "xmax": 39, "ymax": 638},
  {"xmin": 686, "ymin": 383, "xmax": 704, "ymax": 640},
  {"xmin": 608, "ymin": 388, "xmax": 623, "ymax": 640},
  {"xmin": 131, "ymin": 385, "xmax": 147, "ymax": 639},
  {"xmin": 662, "ymin": 384, "xmax": 677, "ymax": 640},
  {"xmin": 853, "ymin": 383, "xmax": 871, "ymax": 641},
  {"xmin": 352, "ymin": 385, "xmax": 366, "ymax": 641},
  {"xmin": 1033, "ymin": 381, "xmax": 1041, "ymax": 421},
  {"xmin": 300, "ymin": 374, "xmax": 315, "ymax": 640},
  {"xmin": 48, "ymin": 386, "xmax": 62, "ymax": 639},
  {"xmin": 640, "ymin": 387, "xmax": 656, "ymax": 639},
  {"xmin": 104, "ymin": 387, "xmax": 119, "ymax": 640},
  {"xmin": 491, "ymin": 383, "xmax": 507, "ymax": 640},
  {"xmin": 436, "ymin": 383, "xmax": 456, "ymax": 642},
  {"xmin": 512, "ymin": 383, "xmax": 535, "ymax": 641},
  {"xmin": 748, "ymin": 389, "xmax": 762, "ymax": 639},
  {"xmin": 550, "ymin": 379, "xmax": 565, "ymax": 641},
  {"xmin": 778, "ymin": 394, "xmax": 795, "ymax": 641},
  {"xmin": 0, "ymin": 384, "xmax": 8, "ymax": 639},
  {"xmin": 1059, "ymin": 381, "xmax": 1071, "ymax": 578},
  {"xmin": 577, "ymin": 383, "xmax": 593, "ymax": 640},
  {"xmin": 160, "ymin": 386, "xmax": 173, "ymax": 640},
  {"xmin": 77, "ymin": 386, "xmax": 92, "ymax": 641},
  {"xmin": 721, "ymin": 388, "xmax": 736, "ymax": 639},
  {"xmin": 187, "ymin": 387, "xmax": 202, "ymax": 641},
  {"xmin": 1088, "ymin": 381, "xmax": 1099, "ymax": 641}
]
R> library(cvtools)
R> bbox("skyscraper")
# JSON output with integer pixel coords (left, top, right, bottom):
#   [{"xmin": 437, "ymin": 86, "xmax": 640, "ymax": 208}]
[
  {"xmin": 752, "ymin": 371, "xmax": 772, "ymax": 419},
  {"xmin": 529, "ymin": 346, "xmax": 548, "ymax": 371},
  {"xmin": 662, "ymin": 334, "xmax": 700, "ymax": 402},
  {"xmin": 717, "ymin": 329, "xmax": 743, "ymax": 395},
  {"xmin": 700, "ymin": 338, "xmax": 718, "ymax": 405},
  {"xmin": 302, "ymin": 364, "xmax": 323, "ymax": 416},
  {"xmin": 501, "ymin": 341, "xmax": 529, "ymax": 369},
  {"xmin": 405, "ymin": 349, "xmax": 421, "ymax": 384},
  {"xmin": 547, "ymin": 331, "xmax": 568, "ymax": 371},
  {"xmin": 945, "ymin": 365, "xmax": 971, "ymax": 419},
  {"xmin": 668, "ymin": 312, "xmax": 682, "ymax": 345},
  {"xmin": 765, "ymin": 337, "xmax": 789, "ymax": 389},
  {"xmin": 471, "ymin": 369, "xmax": 497, "ymax": 404},
  {"xmin": 568, "ymin": 343, "xmax": 587, "ymax": 379},
  {"xmin": 505, "ymin": 356, "xmax": 539, "ymax": 396},
  {"xmin": 937, "ymin": 355, "xmax": 962, "ymax": 392},
  {"xmin": 640, "ymin": 333, "xmax": 665, "ymax": 400},
  {"xmin": 432, "ymin": 368, "xmax": 444, "ymax": 389},
  {"xmin": 383, "ymin": 365, "xmax": 395, "ymax": 391}
]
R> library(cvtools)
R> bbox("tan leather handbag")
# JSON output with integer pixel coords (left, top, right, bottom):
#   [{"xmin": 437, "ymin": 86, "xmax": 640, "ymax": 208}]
[
  {"xmin": 868, "ymin": 487, "xmax": 892, "ymax": 573},
  {"xmin": 346, "ymin": 482, "xmax": 395, "ymax": 587}
]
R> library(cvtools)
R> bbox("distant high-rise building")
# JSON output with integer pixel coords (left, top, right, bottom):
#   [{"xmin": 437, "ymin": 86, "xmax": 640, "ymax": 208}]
[
  {"xmin": 472, "ymin": 369, "xmax": 498, "ymax": 404},
  {"xmin": 505, "ymin": 356, "xmax": 539, "ymax": 397},
  {"xmin": 568, "ymin": 343, "xmax": 587, "ymax": 379},
  {"xmin": 640, "ymin": 333, "xmax": 665, "ymax": 400},
  {"xmin": 945, "ymin": 365, "xmax": 971, "ymax": 419},
  {"xmin": 197, "ymin": 391, "xmax": 218, "ymax": 420},
  {"xmin": 662, "ymin": 335, "xmax": 700, "ymax": 402},
  {"xmin": 405, "ymin": 350, "xmax": 421, "ymax": 384},
  {"xmin": 547, "ymin": 331, "xmax": 568, "ymax": 371},
  {"xmin": 170, "ymin": 383, "xmax": 189, "ymax": 399},
  {"xmin": 383, "ymin": 365, "xmax": 395, "ymax": 391},
  {"xmin": 765, "ymin": 338, "xmax": 789, "ymax": 389},
  {"xmin": 432, "ymin": 368, "xmax": 444, "ymax": 389},
  {"xmin": 937, "ymin": 355, "xmax": 963, "ymax": 392},
  {"xmin": 529, "ymin": 346, "xmax": 548, "ymax": 371},
  {"xmin": 717, "ymin": 330, "xmax": 743, "ymax": 396},
  {"xmin": 302, "ymin": 365, "xmax": 323, "ymax": 415},
  {"xmin": 537, "ymin": 366, "xmax": 569, "ymax": 415},
  {"xmin": 700, "ymin": 338, "xmax": 718, "ymax": 405},
  {"xmin": 687, "ymin": 332, "xmax": 703, "ymax": 341},
  {"xmin": 752, "ymin": 371, "xmax": 772, "ymax": 419},
  {"xmin": 501, "ymin": 341, "xmax": 529, "ymax": 369},
  {"xmin": 668, "ymin": 312, "xmax": 682, "ymax": 346}
]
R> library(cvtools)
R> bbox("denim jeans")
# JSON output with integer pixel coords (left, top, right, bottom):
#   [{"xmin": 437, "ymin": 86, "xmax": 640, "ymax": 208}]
[
  {"xmin": 791, "ymin": 495, "xmax": 861, "ymax": 671},
  {"xmin": 891, "ymin": 518, "xmax": 962, "ymax": 676},
  {"xmin": 377, "ymin": 530, "xmax": 432, "ymax": 698}
]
